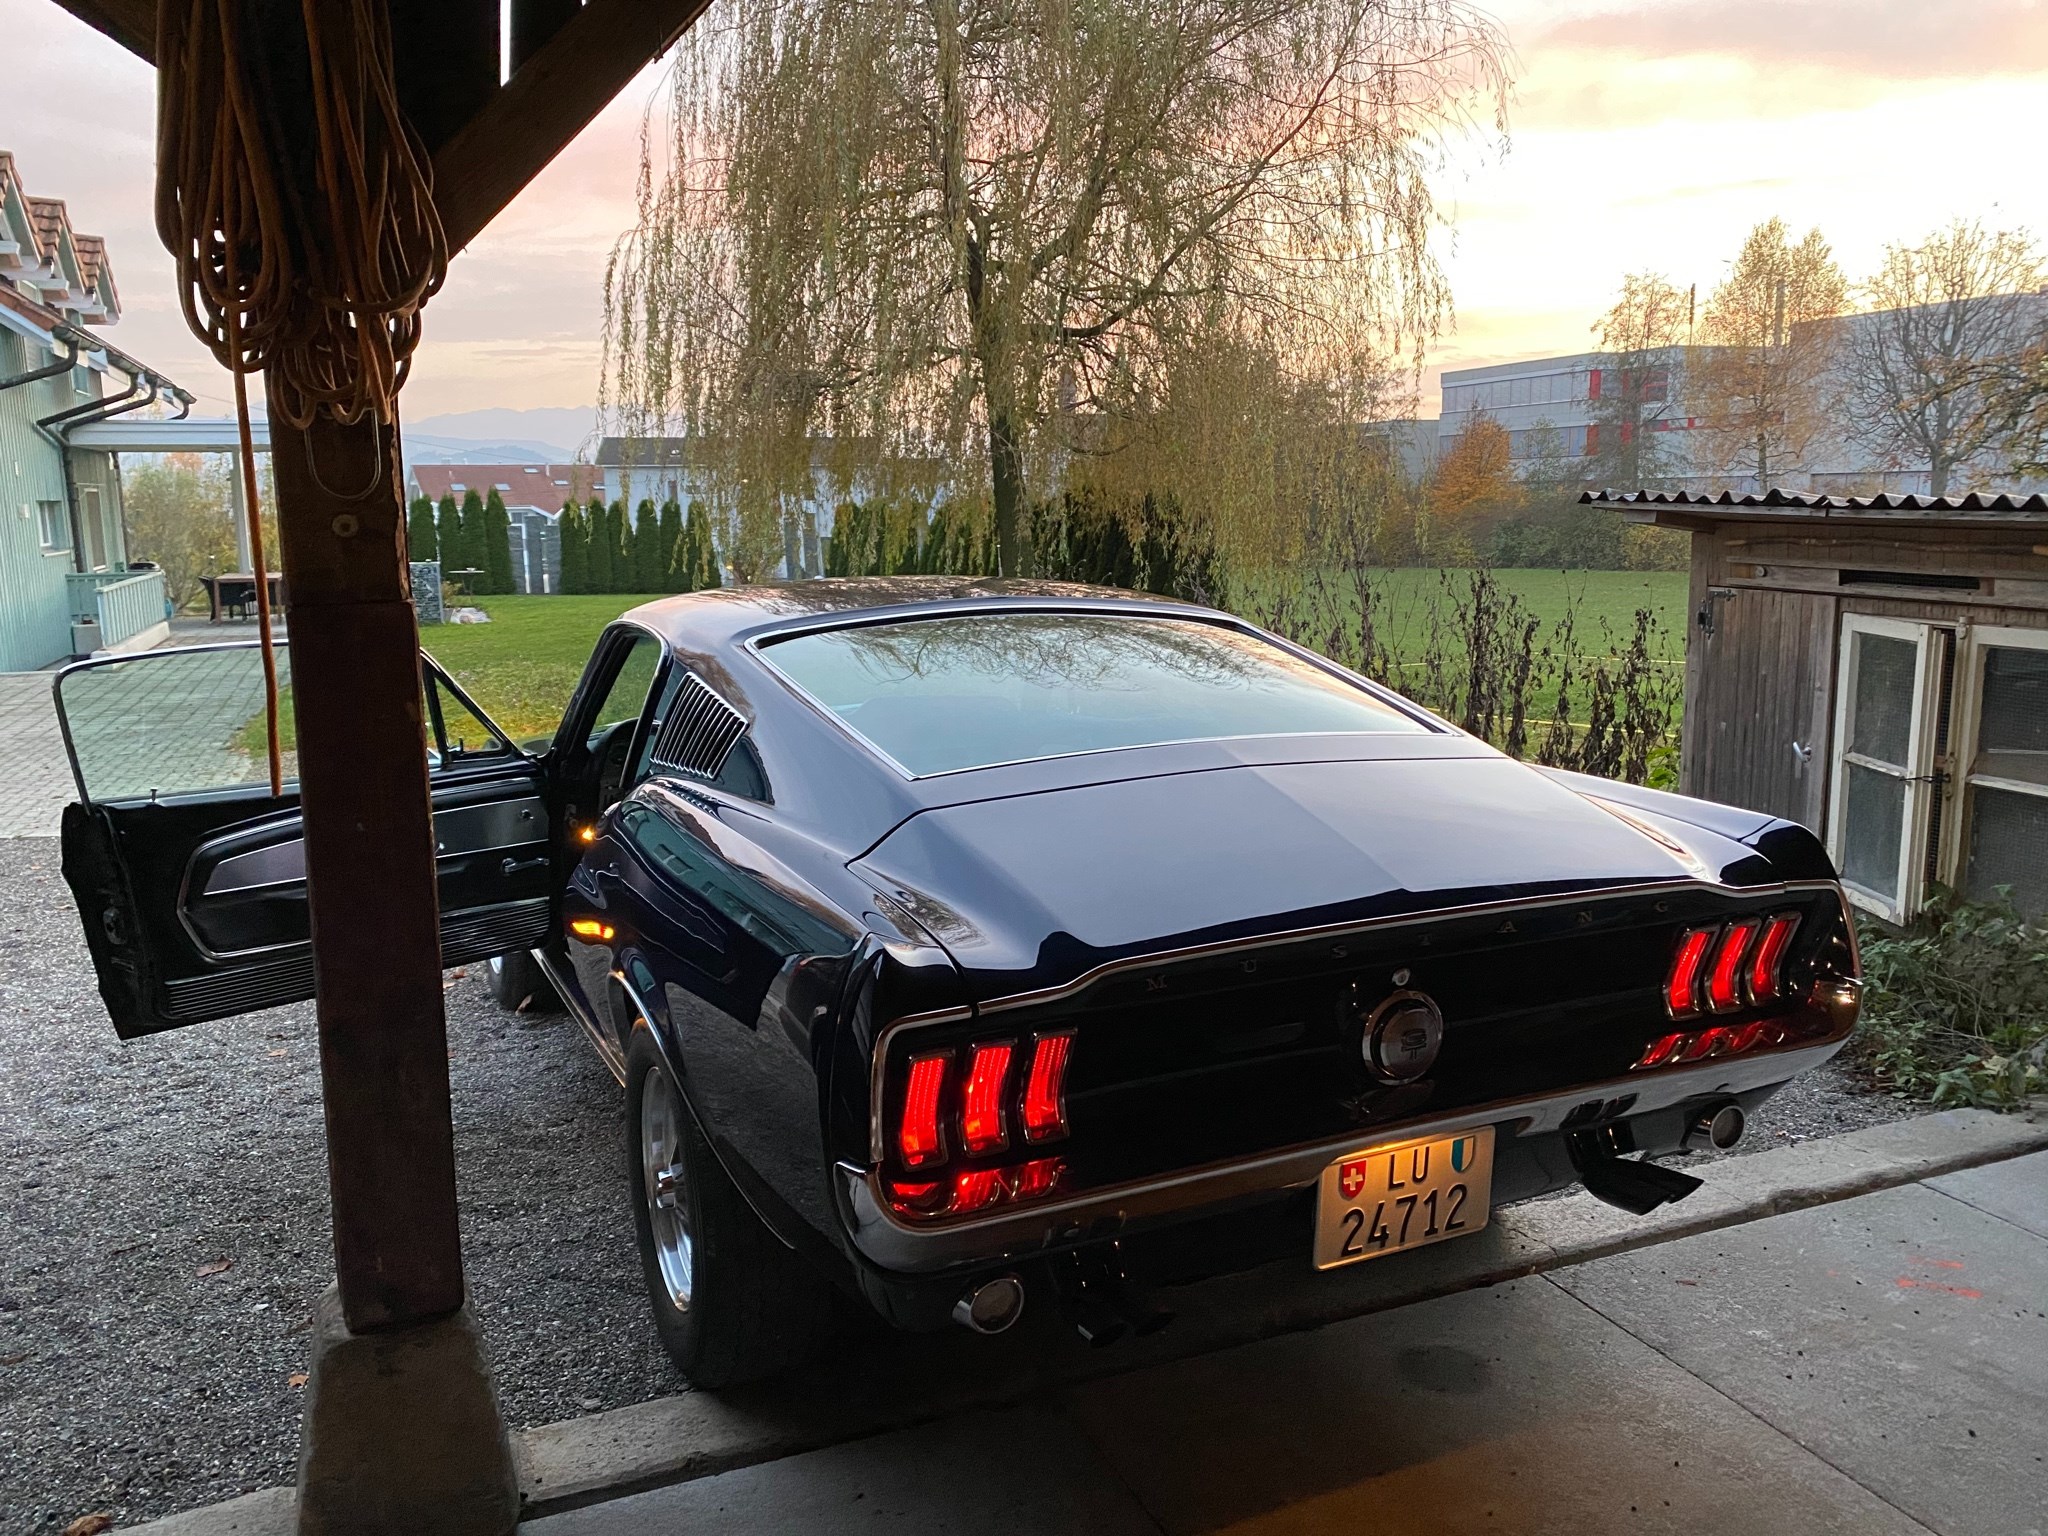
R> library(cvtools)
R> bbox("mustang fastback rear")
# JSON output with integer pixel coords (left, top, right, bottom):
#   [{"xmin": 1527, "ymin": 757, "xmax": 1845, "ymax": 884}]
[{"xmin": 55, "ymin": 579, "xmax": 1861, "ymax": 1385}]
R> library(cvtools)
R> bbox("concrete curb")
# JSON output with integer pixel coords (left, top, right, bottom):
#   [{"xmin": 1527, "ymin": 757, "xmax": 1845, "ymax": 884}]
[{"xmin": 121, "ymin": 1105, "xmax": 2047, "ymax": 1533}]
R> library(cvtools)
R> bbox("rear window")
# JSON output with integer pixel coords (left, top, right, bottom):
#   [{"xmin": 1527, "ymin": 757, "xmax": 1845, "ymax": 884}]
[{"xmin": 758, "ymin": 611, "xmax": 1428, "ymax": 776}]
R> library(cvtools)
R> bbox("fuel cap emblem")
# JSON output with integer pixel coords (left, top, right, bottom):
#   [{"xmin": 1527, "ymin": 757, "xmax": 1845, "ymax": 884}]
[{"xmin": 1364, "ymin": 991, "xmax": 1444, "ymax": 1082}]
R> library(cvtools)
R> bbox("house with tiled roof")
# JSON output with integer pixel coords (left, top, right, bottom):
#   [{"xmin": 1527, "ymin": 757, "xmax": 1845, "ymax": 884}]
[
  {"xmin": 2, "ymin": 149, "xmax": 183, "ymax": 669},
  {"xmin": 408, "ymin": 462, "xmax": 603, "ymax": 593}
]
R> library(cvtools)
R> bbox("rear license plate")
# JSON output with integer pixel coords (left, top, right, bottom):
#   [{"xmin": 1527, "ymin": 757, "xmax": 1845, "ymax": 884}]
[{"xmin": 1313, "ymin": 1126, "xmax": 1495, "ymax": 1271}]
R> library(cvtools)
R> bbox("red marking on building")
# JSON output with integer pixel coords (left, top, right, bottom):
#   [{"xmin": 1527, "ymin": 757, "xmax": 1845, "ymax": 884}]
[{"xmin": 1910, "ymin": 1256, "xmax": 1967, "ymax": 1271}]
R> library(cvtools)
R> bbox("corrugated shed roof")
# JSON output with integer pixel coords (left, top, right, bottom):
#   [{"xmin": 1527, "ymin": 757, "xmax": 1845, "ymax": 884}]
[{"xmin": 1581, "ymin": 487, "xmax": 2048, "ymax": 516}]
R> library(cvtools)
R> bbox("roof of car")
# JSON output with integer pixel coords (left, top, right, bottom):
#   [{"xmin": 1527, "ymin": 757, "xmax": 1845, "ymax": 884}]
[{"xmin": 623, "ymin": 577, "xmax": 1205, "ymax": 656}]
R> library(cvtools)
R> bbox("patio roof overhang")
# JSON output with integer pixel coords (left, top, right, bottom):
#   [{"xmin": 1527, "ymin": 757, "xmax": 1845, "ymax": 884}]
[{"xmin": 64, "ymin": 414, "xmax": 272, "ymax": 451}]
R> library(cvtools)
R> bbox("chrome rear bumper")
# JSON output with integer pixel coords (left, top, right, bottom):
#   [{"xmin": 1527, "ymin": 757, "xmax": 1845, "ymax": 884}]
[{"xmin": 837, "ymin": 1036, "xmax": 1847, "ymax": 1274}]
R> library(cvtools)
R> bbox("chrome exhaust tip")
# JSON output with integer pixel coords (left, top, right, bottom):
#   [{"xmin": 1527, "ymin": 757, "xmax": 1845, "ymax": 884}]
[
  {"xmin": 953, "ymin": 1274, "xmax": 1026, "ymax": 1335},
  {"xmin": 1686, "ymin": 1101, "xmax": 1747, "ymax": 1152}
]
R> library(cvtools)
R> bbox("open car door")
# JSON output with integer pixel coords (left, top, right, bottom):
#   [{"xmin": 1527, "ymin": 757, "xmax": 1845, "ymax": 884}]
[{"xmin": 56, "ymin": 641, "xmax": 554, "ymax": 1039}]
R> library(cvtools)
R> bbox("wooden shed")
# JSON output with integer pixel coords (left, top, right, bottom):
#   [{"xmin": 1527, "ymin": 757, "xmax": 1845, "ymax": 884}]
[{"xmin": 1587, "ymin": 489, "xmax": 2048, "ymax": 925}]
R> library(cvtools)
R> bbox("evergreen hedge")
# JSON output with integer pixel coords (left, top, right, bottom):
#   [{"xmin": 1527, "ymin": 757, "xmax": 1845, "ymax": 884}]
[
  {"xmin": 483, "ymin": 488, "xmax": 515, "ymax": 593},
  {"xmin": 407, "ymin": 495, "xmax": 437, "ymax": 563}
]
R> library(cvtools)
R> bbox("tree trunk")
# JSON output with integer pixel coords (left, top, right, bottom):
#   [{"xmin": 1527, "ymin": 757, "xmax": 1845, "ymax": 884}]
[
  {"xmin": 1929, "ymin": 456, "xmax": 1949, "ymax": 497},
  {"xmin": 990, "ymin": 409, "xmax": 1029, "ymax": 577}
]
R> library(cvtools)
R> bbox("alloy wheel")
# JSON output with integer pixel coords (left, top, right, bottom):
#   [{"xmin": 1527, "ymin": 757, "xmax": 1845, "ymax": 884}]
[{"xmin": 640, "ymin": 1060, "xmax": 694, "ymax": 1311}]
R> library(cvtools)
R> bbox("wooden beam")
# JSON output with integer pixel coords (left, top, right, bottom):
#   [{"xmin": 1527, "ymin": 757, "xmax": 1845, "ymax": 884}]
[
  {"xmin": 46, "ymin": 0, "xmax": 155, "ymax": 62},
  {"xmin": 511, "ymin": 0, "xmax": 581, "ymax": 73},
  {"xmin": 268, "ymin": 398, "xmax": 466, "ymax": 1333},
  {"xmin": 392, "ymin": 0, "xmax": 500, "ymax": 156},
  {"xmin": 433, "ymin": 0, "xmax": 711, "ymax": 251}
]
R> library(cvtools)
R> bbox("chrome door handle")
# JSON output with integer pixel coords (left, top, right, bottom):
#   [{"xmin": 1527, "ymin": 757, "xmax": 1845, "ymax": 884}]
[{"xmin": 501, "ymin": 855, "xmax": 549, "ymax": 876}]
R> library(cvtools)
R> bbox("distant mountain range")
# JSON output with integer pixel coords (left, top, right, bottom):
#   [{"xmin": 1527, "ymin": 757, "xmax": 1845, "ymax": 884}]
[
  {"xmin": 405, "ymin": 407, "xmax": 596, "ymax": 464},
  {"xmin": 404, "ymin": 433, "xmax": 575, "ymax": 468}
]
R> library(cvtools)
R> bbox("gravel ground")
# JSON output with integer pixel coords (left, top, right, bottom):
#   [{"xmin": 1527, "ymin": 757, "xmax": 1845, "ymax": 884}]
[
  {"xmin": 0, "ymin": 833, "xmax": 1923, "ymax": 1532},
  {"xmin": 0, "ymin": 838, "xmax": 684, "ymax": 1534}
]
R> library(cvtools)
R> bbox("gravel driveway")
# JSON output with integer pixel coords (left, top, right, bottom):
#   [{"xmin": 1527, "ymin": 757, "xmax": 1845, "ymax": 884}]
[
  {"xmin": 0, "ymin": 834, "xmax": 1920, "ymax": 1532},
  {"xmin": 0, "ymin": 838, "xmax": 685, "ymax": 1534}
]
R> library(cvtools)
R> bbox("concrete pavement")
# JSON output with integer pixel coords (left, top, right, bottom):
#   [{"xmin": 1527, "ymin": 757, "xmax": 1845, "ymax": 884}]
[
  {"xmin": 123, "ymin": 1121, "xmax": 2048, "ymax": 1536},
  {"xmin": 525, "ymin": 1151, "xmax": 2046, "ymax": 1536}
]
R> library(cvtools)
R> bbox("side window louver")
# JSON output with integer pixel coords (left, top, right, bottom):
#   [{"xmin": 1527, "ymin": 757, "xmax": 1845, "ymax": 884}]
[{"xmin": 649, "ymin": 673, "xmax": 748, "ymax": 781}]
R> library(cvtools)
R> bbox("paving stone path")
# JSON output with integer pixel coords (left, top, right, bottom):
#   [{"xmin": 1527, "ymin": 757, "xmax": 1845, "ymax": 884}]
[
  {"xmin": 0, "ymin": 627, "xmax": 286, "ymax": 833},
  {"xmin": 56, "ymin": 646, "xmax": 286, "ymax": 803},
  {"xmin": 0, "ymin": 675, "xmax": 74, "ymax": 838}
]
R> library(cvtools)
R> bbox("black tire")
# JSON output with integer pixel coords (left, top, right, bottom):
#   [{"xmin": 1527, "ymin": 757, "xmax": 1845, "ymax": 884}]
[
  {"xmin": 623, "ymin": 1028, "xmax": 831, "ymax": 1387},
  {"xmin": 485, "ymin": 948, "xmax": 560, "ymax": 1013}
]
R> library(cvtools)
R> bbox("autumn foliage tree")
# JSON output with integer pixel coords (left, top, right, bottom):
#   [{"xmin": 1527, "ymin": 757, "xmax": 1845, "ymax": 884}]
[
  {"xmin": 1691, "ymin": 218, "xmax": 1848, "ymax": 486},
  {"xmin": 1839, "ymin": 221, "xmax": 2045, "ymax": 495},
  {"xmin": 1429, "ymin": 415, "xmax": 1521, "ymax": 562},
  {"xmin": 1590, "ymin": 272, "xmax": 1690, "ymax": 490}
]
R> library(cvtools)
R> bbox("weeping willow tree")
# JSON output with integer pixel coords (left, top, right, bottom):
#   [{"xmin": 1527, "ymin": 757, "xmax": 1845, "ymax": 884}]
[{"xmin": 602, "ymin": 0, "xmax": 1509, "ymax": 577}]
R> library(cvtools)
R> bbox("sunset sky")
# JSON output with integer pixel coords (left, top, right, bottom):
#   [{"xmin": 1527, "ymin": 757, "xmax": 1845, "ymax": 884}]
[{"xmin": 8, "ymin": 0, "xmax": 2048, "ymax": 431}]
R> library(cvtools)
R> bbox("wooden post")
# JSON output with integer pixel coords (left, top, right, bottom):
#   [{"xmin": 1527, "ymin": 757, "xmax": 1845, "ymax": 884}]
[{"xmin": 268, "ymin": 399, "xmax": 463, "ymax": 1333}]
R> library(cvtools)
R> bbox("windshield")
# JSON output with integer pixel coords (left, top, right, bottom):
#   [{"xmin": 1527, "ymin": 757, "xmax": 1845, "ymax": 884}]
[{"xmin": 759, "ymin": 611, "xmax": 1429, "ymax": 777}]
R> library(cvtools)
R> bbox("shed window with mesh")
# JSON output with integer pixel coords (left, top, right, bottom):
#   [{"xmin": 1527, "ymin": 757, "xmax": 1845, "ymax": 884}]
[{"xmin": 1829, "ymin": 616, "xmax": 2048, "ymax": 923}]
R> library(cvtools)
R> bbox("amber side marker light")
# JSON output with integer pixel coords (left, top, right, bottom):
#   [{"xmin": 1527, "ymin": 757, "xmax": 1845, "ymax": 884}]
[
  {"xmin": 578, "ymin": 825, "xmax": 598, "ymax": 844},
  {"xmin": 569, "ymin": 918, "xmax": 614, "ymax": 942}
]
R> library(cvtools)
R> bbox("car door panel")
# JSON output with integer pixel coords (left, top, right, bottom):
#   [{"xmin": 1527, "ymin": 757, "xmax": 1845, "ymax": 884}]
[{"xmin": 57, "ymin": 646, "xmax": 552, "ymax": 1040}]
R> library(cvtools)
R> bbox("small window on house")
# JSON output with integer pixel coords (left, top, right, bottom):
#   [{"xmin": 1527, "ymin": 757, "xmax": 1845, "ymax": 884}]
[
  {"xmin": 36, "ymin": 500, "xmax": 67, "ymax": 552},
  {"xmin": 1828, "ymin": 615, "xmax": 1942, "ymax": 923},
  {"xmin": 1953, "ymin": 628, "xmax": 2048, "ymax": 918}
]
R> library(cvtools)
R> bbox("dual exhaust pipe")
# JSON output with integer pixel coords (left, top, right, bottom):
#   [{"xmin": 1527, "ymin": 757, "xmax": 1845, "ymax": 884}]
[
  {"xmin": 1570, "ymin": 1097, "xmax": 1747, "ymax": 1215},
  {"xmin": 954, "ymin": 1244, "xmax": 1176, "ymax": 1345}
]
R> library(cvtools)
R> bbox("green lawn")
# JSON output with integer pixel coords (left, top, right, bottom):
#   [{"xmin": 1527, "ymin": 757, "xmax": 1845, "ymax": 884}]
[
  {"xmin": 427, "ymin": 576, "xmax": 1690, "ymax": 739},
  {"xmin": 422, "ymin": 594, "xmax": 670, "ymax": 740},
  {"xmin": 1358, "ymin": 569, "xmax": 1686, "ymax": 661},
  {"xmin": 239, "ymin": 574, "xmax": 1690, "ymax": 754}
]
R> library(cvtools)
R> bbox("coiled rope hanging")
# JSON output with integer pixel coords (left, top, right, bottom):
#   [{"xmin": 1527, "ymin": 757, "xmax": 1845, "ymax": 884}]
[{"xmin": 154, "ymin": 0, "xmax": 449, "ymax": 792}]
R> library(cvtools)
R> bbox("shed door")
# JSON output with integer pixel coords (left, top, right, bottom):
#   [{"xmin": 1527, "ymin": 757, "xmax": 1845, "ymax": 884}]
[{"xmin": 1687, "ymin": 586, "xmax": 1835, "ymax": 829}]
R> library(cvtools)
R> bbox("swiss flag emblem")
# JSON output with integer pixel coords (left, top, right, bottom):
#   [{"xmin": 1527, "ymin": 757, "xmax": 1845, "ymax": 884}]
[{"xmin": 1339, "ymin": 1159, "xmax": 1370, "ymax": 1200}]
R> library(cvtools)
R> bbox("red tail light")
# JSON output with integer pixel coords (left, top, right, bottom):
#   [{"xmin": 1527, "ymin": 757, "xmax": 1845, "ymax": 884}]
[
  {"xmin": 1666, "ymin": 928, "xmax": 1715, "ymax": 1017},
  {"xmin": 1021, "ymin": 1032, "xmax": 1074, "ymax": 1143},
  {"xmin": 1748, "ymin": 913, "xmax": 1800, "ymax": 1003},
  {"xmin": 1013, "ymin": 1157, "xmax": 1063, "ymax": 1199},
  {"xmin": 951, "ymin": 1167, "xmax": 1007, "ymax": 1213},
  {"xmin": 960, "ymin": 1042, "xmax": 1014, "ymax": 1155},
  {"xmin": 897, "ymin": 1053, "xmax": 949, "ymax": 1170},
  {"xmin": 1707, "ymin": 921, "xmax": 1759, "ymax": 1012},
  {"xmin": 1635, "ymin": 1031, "xmax": 1687, "ymax": 1069}
]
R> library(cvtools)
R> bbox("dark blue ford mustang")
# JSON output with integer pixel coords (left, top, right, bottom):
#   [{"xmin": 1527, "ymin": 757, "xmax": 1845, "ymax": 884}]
[{"xmin": 58, "ymin": 579, "xmax": 1862, "ymax": 1385}]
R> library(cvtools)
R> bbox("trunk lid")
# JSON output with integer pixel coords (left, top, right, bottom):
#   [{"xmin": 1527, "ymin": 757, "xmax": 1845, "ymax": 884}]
[{"xmin": 852, "ymin": 755, "xmax": 1746, "ymax": 1001}]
